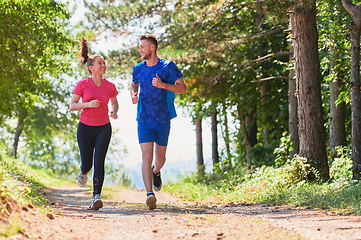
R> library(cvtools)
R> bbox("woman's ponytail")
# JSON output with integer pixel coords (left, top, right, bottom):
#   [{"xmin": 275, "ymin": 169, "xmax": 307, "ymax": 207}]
[{"xmin": 80, "ymin": 37, "xmax": 89, "ymax": 66}]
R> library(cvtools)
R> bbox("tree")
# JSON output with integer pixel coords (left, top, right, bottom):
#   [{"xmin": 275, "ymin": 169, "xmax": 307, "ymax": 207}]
[
  {"xmin": 341, "ymin": 0, "xmax": 361, "ymax": 179},
  {"xmin": 0, "ymin": 0, "xmax": 73, "ymax": 118},
  {"xmin": 210, "ymin": 103, "xmax": 220, "ymax": 167},
  {"xmin": 288, "ymin": 45, "xmax": 299, "ymax": 158},
  {"xmin": 195, "ymin": 116, "xmax": 205, "ymax": 174},
  {"xmin": 290, "ymin": 0, "xmax": 329, "ymax": 180}
]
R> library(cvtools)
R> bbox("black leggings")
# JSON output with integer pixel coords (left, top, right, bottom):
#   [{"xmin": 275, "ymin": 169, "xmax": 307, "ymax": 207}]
[{"xmin": 77, "ymin": 122, "xmax": 112, "ymax": 196}]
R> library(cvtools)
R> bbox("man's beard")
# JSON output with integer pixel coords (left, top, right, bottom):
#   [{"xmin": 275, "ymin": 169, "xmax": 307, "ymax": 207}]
[{"xmin": 142, "ymin": 53, "xmax": 151, "ymax": 60}]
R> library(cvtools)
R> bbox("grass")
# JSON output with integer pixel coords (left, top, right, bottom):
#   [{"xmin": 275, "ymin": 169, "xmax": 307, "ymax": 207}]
[
  {"xmin": 164, "ymin": 156, "xmax": 361, "ymax": 215},
  {"xmin": 0, "ymin": 155, "xmax": 83, "ymax": 237},
  {"xmin": 0, "ymin": 153, "xmax": 132, "ymax": 238},
  {"xmin": 0, "ymin": 155, "xmax": 50, "ymax": 237}
]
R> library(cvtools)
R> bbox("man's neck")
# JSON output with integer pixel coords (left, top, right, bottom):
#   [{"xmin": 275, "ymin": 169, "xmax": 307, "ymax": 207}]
[{"xmin": 146, "ymin": 55, "xmax": 159, "ymax": 67}]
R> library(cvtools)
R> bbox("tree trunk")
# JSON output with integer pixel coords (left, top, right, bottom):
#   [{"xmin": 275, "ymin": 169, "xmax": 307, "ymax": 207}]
[
  {"xmin": 329, "ymin": 47, "xmax": 347, "ymax": 150},
  {"xmin": 260, "ymin": 84, "xmax": 270, "ymax": 145},
  {"xmin": 195, "ymin": 117, "xmax": 205, "ymax": 174},
  {"xmin": 211, "ymin": 104, "xmax": 219, "ymax": 166},
  {"xmin": 288, "ymin": 45, "xmax": 299, "ymax": 158},
  {"xmin": 13, "ymin": 115, "xmax": 27, "ymax": 159},
  {"xmin": 221, "ymin": 103, "xmax": 232, "ymax": 162},
  {"xmin": 239, "ymin": 105, "xmax": 257, "ymax": 168},
  {"xmin": 342, "ymin": 0, "xmax": 361, "ymax": 180},
  {"xmin": 290, "ymin": 0, "xmax": 329, "ymax": 180}
]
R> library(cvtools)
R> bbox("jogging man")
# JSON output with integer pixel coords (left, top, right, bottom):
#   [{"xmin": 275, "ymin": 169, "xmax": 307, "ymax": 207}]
[{"xmin": 130, "ymin": 34, "xmax": 186, "ymax": 210}]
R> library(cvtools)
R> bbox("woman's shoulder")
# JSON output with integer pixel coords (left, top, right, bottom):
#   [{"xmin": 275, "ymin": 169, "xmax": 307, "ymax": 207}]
[
  {"xmin": 102, "ymin": 78, "xmax": 113, "ymax": 84},
  {"xmin": 78, "ymin": 77, "xmax": 91, "ymax": 84},
  {"xmin": 102, "ymin": 78, "xmax": 117, "ymax": 88}
]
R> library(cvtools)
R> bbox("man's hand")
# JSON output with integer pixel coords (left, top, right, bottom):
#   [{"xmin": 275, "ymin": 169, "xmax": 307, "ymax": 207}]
[
  {"xmin": 152, "ymin": 74, "xmax": 165, "ymax": 89},
  {"xmin": 132, "ymin": 92, "xmax": 138, "ymax": 104}
]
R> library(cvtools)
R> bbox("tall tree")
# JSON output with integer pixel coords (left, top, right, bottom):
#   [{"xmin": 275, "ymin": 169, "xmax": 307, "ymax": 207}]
[
  {"xmin": 195, "ymin": 116, "xmax": 205, "ymax": 174},
  {"xmin": 290, "ymin": 0, "xmax": 329, "ymax": 180},
  {"xmin": 210, "ymin": 103, "xmax": 220, "ymax": 167},
  {"xmin": 341, "ymin": 0, "xmax": 361, "ymax": 179},
  {"xmin": 288, "ymin": 45, "xmax": 299, "ymax": 157}
]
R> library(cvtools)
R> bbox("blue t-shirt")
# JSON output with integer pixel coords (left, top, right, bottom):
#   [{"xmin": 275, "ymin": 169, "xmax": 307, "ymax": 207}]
[{"xmin": 132, "ymin": 58, "xmax": 183, "ymax": 124}]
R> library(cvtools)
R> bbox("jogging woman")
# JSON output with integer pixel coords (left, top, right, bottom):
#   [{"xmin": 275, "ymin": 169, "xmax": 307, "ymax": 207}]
[{"xmin": 70, "ymin": 37, "xmax": 119, "ymax": 210}]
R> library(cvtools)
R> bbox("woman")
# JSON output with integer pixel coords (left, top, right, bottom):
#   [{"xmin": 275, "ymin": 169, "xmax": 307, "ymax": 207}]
[{"xmin": 70, "ymin": 37, "xmax": 119, "ymax": 210}]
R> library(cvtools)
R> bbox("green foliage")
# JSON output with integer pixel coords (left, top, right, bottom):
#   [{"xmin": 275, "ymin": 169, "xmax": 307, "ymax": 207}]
[
  {"xmin": 0, "ymin": 0, "xmax": 85, "ymax": 177},
  {"xmin": 249, "ymin": 144, "xmax": 276, "ymax": 166},
  {"xmin": 329, "ymin": 146, "xmax": 353, "ymax": 183},
  {"xmin": 0, "ymin": 0, "xmax": 74, "ymax": 117},
  {"xmin": 274, "ymin": 133, "xmax": 293, "ymax": 166},
  {"xmin": 0, "ymin": 155, "xmax": 48, "ymax": 208},
  {"xmin": 166, "ymin": 152, "xmax": 361, "ymax": 213}
]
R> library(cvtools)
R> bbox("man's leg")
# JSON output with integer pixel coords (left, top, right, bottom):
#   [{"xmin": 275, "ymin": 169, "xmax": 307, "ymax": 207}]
[
  {"xmin": 153, "ymin": 121, "xmax": 170, "ymax": 174},
  {"xmin": 153, "ymin": 144, "xmax": 167, "ymax": 174},
  {"xmin": 140, "ymin": 142, "xmax": 154, "ymax": 192}
]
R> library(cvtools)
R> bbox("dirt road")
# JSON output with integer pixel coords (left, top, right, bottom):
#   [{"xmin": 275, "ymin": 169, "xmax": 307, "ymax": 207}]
[{"xmin": 14, "ymin": 187, "xmax": 361, "ymax": 239}]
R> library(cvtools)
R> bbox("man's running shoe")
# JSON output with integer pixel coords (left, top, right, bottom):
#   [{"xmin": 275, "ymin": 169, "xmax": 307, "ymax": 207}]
[
  {"xmin": 89, "ymin": 194, "xmax": 103, "ymax": 210},
  {"xmin": 152, "ymin": 166, "xmax": 162, "ymax": 191},
  {"xmin": 146, "ymin": 191, "xmax": 157, "ymax": 210},
  {"xmin": 77, "ymin": 172, "xmax": 88, "ymax": 187}
]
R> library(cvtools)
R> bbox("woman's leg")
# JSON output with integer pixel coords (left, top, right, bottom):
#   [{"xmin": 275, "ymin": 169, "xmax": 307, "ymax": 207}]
[
  {"xmin": 77, "ymin": 122, "xmax": 96, "ymax": 174},
  {"xmin": 92, "ymin": 123, "xmax": 112, "ymax": 196}
]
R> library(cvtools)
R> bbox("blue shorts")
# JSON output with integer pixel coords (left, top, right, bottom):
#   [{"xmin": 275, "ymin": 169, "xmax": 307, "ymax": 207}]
[{"xmin": 137, "ymin": 121, "xmax": 171, "ymax": 146}]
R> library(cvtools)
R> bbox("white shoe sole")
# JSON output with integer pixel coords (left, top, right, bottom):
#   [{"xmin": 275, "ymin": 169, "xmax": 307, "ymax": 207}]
[
  {"xmin": 146, "ymin": 195, "xmax": 157, "ymax": 210},
  {"xmin": 152, "ymin": 183, "xmax": 162, "ymax": 191},
  {"xmin": 89, "ymin": 199, "xmax": 103, "ymax": 210}
]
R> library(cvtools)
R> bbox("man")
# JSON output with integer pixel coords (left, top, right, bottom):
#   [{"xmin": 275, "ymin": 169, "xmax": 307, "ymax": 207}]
[{"xmin": 130, "ymin": 34, "xmax": 186, "ymax": 210}]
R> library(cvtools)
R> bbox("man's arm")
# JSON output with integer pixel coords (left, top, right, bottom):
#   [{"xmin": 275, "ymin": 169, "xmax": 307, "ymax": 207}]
[
  {"xmin": 130, "ymin": 82, "xmax": 140, "ymax": 104},
  {"xmin": 152, "ymin": 74, "xmax": 186, "ymax": 94}
]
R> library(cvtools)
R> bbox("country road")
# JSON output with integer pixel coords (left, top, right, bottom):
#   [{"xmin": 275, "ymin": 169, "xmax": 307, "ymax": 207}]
[{"xmin": 13, "ymin": 187, "xmax": 361, "ymax": 240}]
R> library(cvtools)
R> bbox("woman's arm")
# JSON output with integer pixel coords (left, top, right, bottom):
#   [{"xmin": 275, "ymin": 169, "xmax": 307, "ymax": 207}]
[
  {"xmin": 109, "ymin": 96, "xmax": 119, "ymax": 119},
  {"xmin": 69, "ymin": 94, "xmax": 100, "ymax": 111}
]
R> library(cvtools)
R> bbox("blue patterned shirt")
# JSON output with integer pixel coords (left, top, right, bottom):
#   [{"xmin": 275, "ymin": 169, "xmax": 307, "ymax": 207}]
[{"xmin": 132, "ymin": 58, "xmax": 183, "ymax": 124}]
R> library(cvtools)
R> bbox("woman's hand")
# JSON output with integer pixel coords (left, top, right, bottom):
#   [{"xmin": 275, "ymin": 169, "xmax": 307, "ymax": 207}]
[
  {"xmin": 110, "ymin": 111, "xmax": 118, "ymax": 119},
  {"xmin": 88, "ymin": 99, "xmax": 101, "ymax": 108}
]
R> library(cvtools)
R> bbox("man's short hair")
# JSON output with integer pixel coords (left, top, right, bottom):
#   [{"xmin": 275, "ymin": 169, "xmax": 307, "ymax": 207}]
[{"xmin": 140, "ymin": 34, "xmax": 158, "ymax": 49}]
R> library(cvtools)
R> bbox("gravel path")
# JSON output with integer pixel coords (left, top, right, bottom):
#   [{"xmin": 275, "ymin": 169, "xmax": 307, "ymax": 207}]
[{"xmin": 12, "ymin": 187, "xmax": 361, "ymax": 240}]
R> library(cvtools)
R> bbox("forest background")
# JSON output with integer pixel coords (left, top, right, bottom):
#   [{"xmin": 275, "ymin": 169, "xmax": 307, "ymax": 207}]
[{"xmin": 1, "ymin": 0, "xmax": 361, "ymax": 207}]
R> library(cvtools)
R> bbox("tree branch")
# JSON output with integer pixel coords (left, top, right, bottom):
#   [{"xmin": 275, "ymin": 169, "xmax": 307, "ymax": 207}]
[
  {"xmin": 342, "ymin": 0, "xmax": 361, "ymax": 26},
  {"xmin": 251, "ymin": 76, "xmax": 289, "ymax": 83}
]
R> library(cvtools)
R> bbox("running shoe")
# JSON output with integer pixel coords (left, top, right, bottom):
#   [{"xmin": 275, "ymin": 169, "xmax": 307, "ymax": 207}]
[
  {"xmin": 146, "ymin": 191, "xmax": 157, "ymax": 210},
  {"xmin": 89, "ymin": 194, "xmax": 103, "ymax": 210},
  {"xmin": 152, "ymin": 166, "xmax": 162, "ymax": 191},
  {"xmin": 77, "ymin": 172, "xmax": 88, "ymax": 187}
]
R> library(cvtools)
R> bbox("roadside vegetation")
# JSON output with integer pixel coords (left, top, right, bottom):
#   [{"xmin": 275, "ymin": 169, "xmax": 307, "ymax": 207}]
[
  {"xmin": 166, "ymin": 146, "xmax": 361, "ymax": 215},
  {"xmin": 0, "ymin": 155, "xmax": 49, "ymax": 237},
  {"xmin": 0, "ymin": 153, "xmax": 129, "ymax": 238}
]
